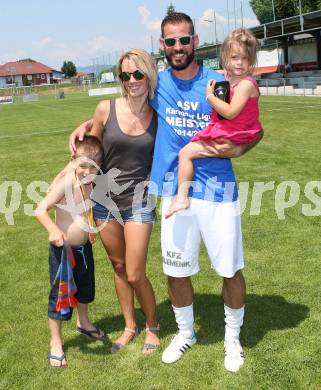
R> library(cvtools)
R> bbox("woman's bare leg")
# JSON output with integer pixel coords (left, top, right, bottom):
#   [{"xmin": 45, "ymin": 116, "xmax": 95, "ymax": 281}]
[
  {"xmin": 97, "ymin": 220, "xmax": 137, "ymax": 346},
  {"xmin": 124, "ymin": 222, "xmax": 160, "ymax": 352}
]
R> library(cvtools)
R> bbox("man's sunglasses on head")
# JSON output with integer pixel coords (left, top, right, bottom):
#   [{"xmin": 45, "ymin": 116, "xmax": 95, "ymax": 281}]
[
  {"xmin": 161, "ymin": 35, "xmax": 195, "ymax": 47},
  {"xmin": 119, "ymin": 70, "xmax": 145, "ymax": 82}
]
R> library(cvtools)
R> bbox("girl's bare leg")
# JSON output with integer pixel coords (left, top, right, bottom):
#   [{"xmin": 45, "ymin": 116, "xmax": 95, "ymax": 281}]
[{"xmin": 165, "ymin": 141, "xmax": 209, "ymax": 218}]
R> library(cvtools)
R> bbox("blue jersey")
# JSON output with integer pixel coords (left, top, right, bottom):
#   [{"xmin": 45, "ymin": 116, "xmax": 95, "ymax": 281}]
[{"xmin": 150, "ymin": 66, "xmax": 238, "ymax": 202}]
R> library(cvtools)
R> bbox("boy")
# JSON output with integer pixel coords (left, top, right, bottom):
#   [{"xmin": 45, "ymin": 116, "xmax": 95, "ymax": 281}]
[{"xmin": 35, "ymin": 135, "xmax": 105, "ymax": 368}]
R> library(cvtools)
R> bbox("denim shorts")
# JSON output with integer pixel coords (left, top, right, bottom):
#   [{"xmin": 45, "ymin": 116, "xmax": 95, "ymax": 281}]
[
  {"xmin": 93, "ymin": 200, "xmax": 156, "ymax": 224},
  {"xmin": 48, "ymin": 242, "xmax": 95, "ymax": 321}
]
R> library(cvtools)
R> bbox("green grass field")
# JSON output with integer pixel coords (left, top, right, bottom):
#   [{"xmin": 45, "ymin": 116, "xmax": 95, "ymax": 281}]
[{"xmin": 1, "ymin": 94, "xmax": 320, "ymax": 389}]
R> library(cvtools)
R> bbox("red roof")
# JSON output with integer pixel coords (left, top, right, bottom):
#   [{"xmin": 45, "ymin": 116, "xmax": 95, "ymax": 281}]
[{"xmin": 0, "ymin": 61, "xmax": 54, "ymax": 77}]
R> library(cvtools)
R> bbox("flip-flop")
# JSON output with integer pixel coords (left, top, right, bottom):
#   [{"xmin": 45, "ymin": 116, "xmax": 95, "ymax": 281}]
[
  {"xmin": 76, "ymin": 325, "xmax": 105, "ymax": 340},
  {"xmin": 48, "ymin": 352, "xmax": 67, "ymax": 368}
]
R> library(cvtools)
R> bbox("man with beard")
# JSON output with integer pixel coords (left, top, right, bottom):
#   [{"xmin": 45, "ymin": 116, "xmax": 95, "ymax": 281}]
[{"xmin": 149, "ymin": 12, "xmax": 262, "ymax": 372}]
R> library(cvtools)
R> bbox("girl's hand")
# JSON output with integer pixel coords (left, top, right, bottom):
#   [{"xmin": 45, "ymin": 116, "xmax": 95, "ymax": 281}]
[
  {"xmin": 206, "ymin": 79, "xmax": 216, "ymax": 97},
  {"xmin": 49, "ymin": 228, "xmax": 66, "ymax": 247}
]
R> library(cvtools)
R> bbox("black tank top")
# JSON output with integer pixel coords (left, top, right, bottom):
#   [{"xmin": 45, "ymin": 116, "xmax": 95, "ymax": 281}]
[{"xmin": 101, "ymin": 99, "xmax": 157, "ymax": 211}]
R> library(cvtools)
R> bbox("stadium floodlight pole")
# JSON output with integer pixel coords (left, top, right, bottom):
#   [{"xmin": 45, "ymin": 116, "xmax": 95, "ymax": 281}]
[
  {"xmin": 233, "ymin": 0, "xmax": 237, "ymax": 29},
  {"xmin": 150, "ymin": 35, "xmax": 154, "ymax": 54},
  {"xmin": 271, "ymin": 0, "xmax": 276, "ymax": 21},
  {"xmin": 298, "ymin": 0, "xmax": 303, "ymax": 31},
  {"xmin": 203, "ymin": 12, "xmax": 217, "ymax": 44},
  {"xmin": 241, "ymin": 0, "xmax": 244, "ymax": 28},
  {"xmin": 227, "ymin": 0, "xmax": 230, "ymax": 32}
]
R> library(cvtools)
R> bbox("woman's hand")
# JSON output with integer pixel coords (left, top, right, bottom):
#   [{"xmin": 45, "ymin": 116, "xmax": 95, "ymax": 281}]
[
  {"xmin": 49, "ymin": 227, "xmax": 66, "ymax": 247},
  {"xmin": 69, "ymin": 119, "xmax": 93, "ymax": 155}
]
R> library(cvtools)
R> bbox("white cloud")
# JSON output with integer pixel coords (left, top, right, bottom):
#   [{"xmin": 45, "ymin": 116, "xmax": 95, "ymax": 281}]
[
  {"xmin": 138, "ymin": 6, "xmax": 161, "ymax": 31},
  {"xmin": 32, "ymin": 36, "xmax": 53, "ymax": 48},
  {"xmin": 199, "ymin": 8, "xmax": 259, "ymax": 28},
  {"xmin": 87, "ymin": 36, "xmax": 113, "ymax": 52}
]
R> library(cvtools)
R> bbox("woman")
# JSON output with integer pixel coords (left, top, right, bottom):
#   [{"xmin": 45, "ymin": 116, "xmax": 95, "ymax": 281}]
[{"xmin": 71, "ymin": 49, "xmax": 159, "ymax": 354}]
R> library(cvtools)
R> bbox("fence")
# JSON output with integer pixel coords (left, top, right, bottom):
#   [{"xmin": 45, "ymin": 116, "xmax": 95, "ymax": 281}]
[
  {"xmin": 257, "ymin": 77, "xmax": 321, "ymax": 96},
  {"xmin": 2, "ymin": 77, "xmax": 321, "ymax": 101},
  {"xmin": 0, "ymin": 81, "xmax": 121, "ymax": 103}
]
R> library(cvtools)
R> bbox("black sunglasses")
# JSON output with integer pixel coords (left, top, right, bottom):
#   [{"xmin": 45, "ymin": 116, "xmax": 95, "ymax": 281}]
[
  {"xmin": 119, "ymin": 70, "xmax": 145, "ymax": 82},
  {"xmin": 162, "ymin": 35, "xmax": 194, "ymax": 47}
]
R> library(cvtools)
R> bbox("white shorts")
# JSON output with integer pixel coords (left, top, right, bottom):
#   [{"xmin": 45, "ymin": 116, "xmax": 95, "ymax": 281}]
[{"xmin": 161, "ymin": 197, "xmax": 244, "ymax": 278}]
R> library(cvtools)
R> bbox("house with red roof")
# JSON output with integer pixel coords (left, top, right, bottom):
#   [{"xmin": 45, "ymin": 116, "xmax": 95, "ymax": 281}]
[{"xmin": 0, "ymin": 60, "xmax": 63, "ymax": 87}]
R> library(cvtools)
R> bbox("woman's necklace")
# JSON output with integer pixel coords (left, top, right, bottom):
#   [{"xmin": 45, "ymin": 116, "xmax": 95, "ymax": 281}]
[{"xmin": 126, "ymin": 97, "xmax": 150, "ymax": 131}]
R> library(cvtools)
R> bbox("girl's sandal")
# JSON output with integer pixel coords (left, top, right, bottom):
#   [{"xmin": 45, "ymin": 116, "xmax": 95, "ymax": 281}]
[{"xmin": 142, "ymin": 325, "xmax": 160, "ymax": 354}]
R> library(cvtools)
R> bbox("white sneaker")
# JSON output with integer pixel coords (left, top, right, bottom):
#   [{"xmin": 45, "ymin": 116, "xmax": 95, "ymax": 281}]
[
  {"xmin": 224, "ymin": 339, "xmax": 244, "ymax": 372},
  {"xmin": 162, "ymin": 331, "xmax": 197, "ymax": 364}
]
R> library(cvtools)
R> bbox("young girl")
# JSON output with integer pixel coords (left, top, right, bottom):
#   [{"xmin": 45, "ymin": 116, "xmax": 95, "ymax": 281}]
[{"xmin": 166, "ymin": 28, "xmax": 262, "ymax": 218}]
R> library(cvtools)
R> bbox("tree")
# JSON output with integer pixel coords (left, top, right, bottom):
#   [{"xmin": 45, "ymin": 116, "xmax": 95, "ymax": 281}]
[
  {"xmin": 61, "ymin": 61, "xmax": 77, "ymax": 77},
  {"xmin": 166, "ymin": 3, "xmax": 176, "ymax": 16},
  {"xmin": 250, "ymin": 0, "xmax": 321, "ymax": 24},
  {"xmin": 19, "ymin": 58, "xmax": 36, "ymax": 62}
]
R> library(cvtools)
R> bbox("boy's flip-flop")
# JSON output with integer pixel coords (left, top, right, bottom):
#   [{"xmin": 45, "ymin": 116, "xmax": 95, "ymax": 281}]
[
  {"xmin": 48, "ymin": 353, "xmax": 67, "ymax": 368},
  {"xmin": 76, "ymin": 326, "xmax": 105, "ymax": 340}
]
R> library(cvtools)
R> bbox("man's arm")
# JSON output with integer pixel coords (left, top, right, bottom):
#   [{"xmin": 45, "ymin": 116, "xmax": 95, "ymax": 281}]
[{"xmin": 199, "ymin": 130, "xmax": 264, "ymax": 158}]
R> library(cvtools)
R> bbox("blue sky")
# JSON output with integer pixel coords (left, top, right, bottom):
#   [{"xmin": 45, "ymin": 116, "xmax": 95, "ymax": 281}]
[{"xmin": 0, "ymin": 0, "xmax": 259, "ymax": 70}]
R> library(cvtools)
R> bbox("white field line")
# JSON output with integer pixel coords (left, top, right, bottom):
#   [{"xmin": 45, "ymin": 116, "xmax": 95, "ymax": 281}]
[
  {"xmin": 264, "ymin": 105, "xmax": 320, "ymax": 111},
  {"xmin": 0, "ymin": 128, "xmax": 70, "ymax": 140}
]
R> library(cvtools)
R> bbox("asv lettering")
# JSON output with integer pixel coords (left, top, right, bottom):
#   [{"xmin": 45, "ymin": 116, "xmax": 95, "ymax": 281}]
[{"xmin": 177, "ymin": 101, "xmax": 199, "ymax": 111}]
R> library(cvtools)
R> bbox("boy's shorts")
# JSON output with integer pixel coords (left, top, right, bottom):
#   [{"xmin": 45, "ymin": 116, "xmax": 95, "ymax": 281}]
[
  {"xmin": 161, "ymin": 197, "xmax": 244, "ymax": 278},
  {"xmin": 48, "ymin": 242, "xmax": 95, "ymax": 321}
]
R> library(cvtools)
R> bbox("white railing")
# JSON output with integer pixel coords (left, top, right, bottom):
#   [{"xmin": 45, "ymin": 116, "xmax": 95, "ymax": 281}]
[{"xmin": 257, "ymin": 77, "xmax": 321, "ymax": 96}]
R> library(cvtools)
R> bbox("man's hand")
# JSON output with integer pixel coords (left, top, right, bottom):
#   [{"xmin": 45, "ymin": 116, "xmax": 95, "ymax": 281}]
[
  {"xmin": 69, "ymin": 119, "xmax": 93, "ymax": 156},
  {"xmin": 199, "ymin": 138, "xmax": 242, "ymax": 158}
]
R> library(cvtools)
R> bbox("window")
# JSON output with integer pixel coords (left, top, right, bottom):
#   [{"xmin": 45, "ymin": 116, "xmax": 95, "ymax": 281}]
[
  {"xmin": 27, "ymin": 75, "xmax": 32, "ymax": 81},
  {"xmin": 36, "ymin": 74, "xmax": 40, "ymax": 78},
  {"xmin": 41, "ymin": 74, "xmax": 46, "ymax": 79}
]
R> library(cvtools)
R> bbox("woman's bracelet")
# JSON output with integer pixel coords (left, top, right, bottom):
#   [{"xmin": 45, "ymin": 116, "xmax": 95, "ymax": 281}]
[{"xmin": 206, "ymin": 93, "xmax": 214, "ymax": 101}]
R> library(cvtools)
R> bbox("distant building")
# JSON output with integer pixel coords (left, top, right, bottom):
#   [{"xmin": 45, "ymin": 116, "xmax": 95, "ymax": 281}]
[{"xmin": 0, "ymin": 60, "xmax": 63, "ymax": 87}]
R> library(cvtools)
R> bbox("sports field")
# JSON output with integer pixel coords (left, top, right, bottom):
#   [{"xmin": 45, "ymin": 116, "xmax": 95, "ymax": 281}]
[{"xmin": 0, "ymin": 94, "xmax": 320, "ymax": 389}]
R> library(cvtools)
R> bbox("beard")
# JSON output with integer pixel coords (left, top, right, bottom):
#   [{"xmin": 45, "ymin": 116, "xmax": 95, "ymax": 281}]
[{"xmin": 164, "ymin": 48, "xmax": 195, "ymax": 71}]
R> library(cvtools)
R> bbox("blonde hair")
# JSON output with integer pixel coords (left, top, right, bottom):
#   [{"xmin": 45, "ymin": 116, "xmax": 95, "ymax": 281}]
[
  {"xmin": 117, "ymin": 49, "xmax": 158, "ymax": 100},
  {"xmin": 221, "ymin": 28, "xmax": 258, "ymax": 75}
]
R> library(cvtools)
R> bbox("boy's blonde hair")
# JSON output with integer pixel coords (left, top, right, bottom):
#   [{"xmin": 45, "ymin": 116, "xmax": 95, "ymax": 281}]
[
  {"xmin": 117, "ymin": 49, "xmax": 158, "ymax": 100},
  {"xmin": 221, "ymin": 28, "xmax": 258, "ymax": 74},
  {"xmin": 75, "ymin": 135, "xmax": 103, "ymax": 164}
]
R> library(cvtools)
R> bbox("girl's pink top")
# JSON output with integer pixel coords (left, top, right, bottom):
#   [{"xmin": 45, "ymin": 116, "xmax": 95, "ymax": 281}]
[{"xmin": 192, "ymin": 76, "xmax": 262, "ymax": 145}]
